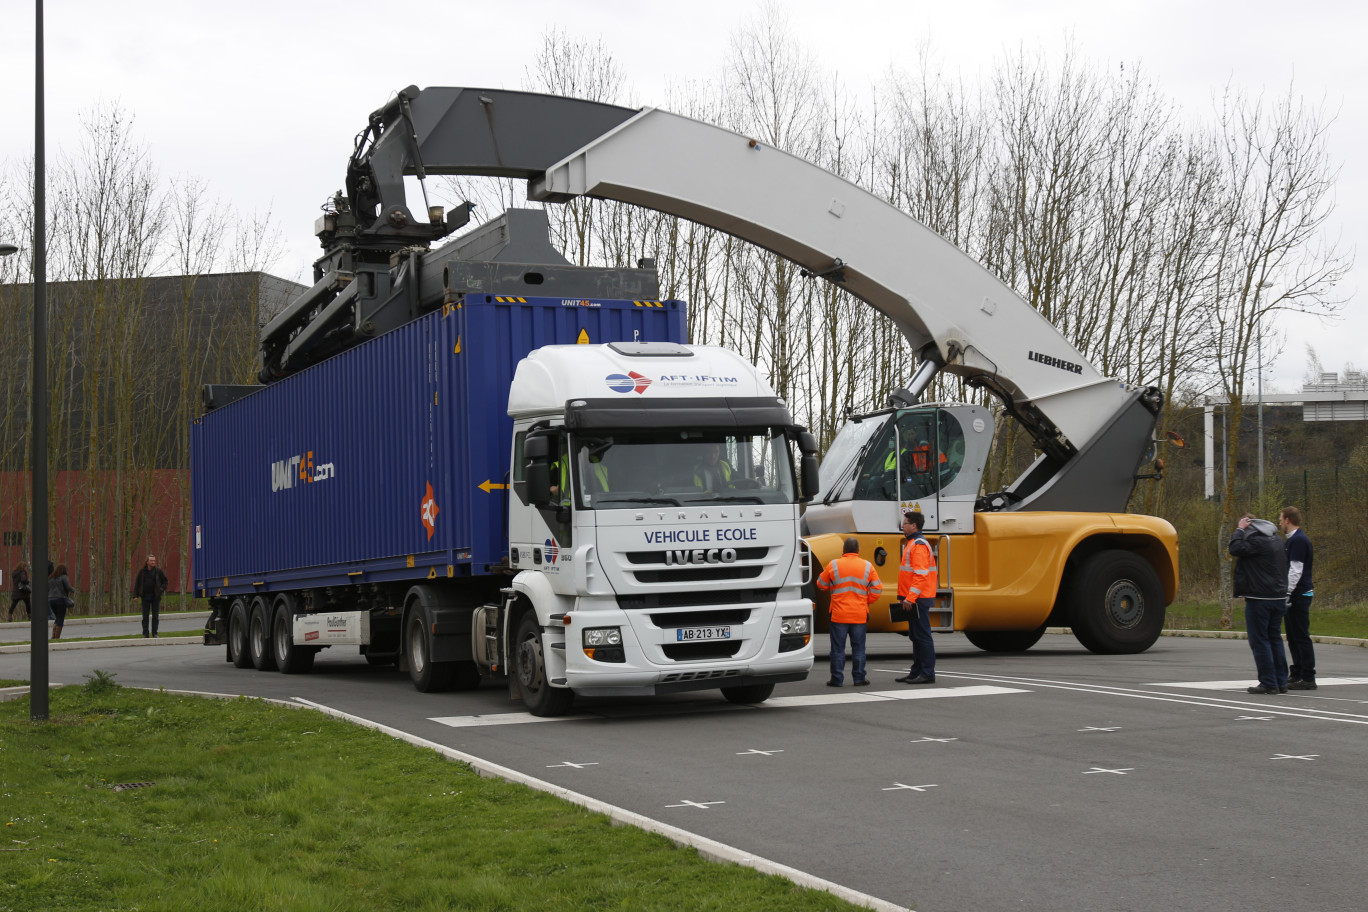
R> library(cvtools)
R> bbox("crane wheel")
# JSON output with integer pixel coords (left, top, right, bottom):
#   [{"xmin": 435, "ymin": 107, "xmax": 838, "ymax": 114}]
[
  {"xmin": 964, "ymin": 624, "xmax": 1047, "ymax": 653},
  {"xmin": 1068, "ymin": 550, "xmax": 1165, "ymax": 654}
]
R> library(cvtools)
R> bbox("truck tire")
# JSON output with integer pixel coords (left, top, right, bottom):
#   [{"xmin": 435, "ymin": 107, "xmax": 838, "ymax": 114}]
[
  {"xmin": 964, "ymin": 624, "xmax": 1048, "ymax": 653},
  {"xmin": 514, "ymin": 613, "xmax": 574, "ymax": 717},
  {"xmin": 1068, "ymin": 550, "xmax": 1165, "ymax": 655},
  {"xmin": 228, "ymin": 598, "xmax": 253, "ymax": 669},
  {"xmin": 720, "ymin": 683, "xmax": 776, "ymax": 705},
  {"xmin": 249, "ymin": 595, "xmax": 278, "ymax": 671},
  {"xmin": 406, "ymin": 606, "xmax": 455, "ymax": 693},
  {"xmin": 271, "ymin": 594, "xmax": 315, "ymax": 674}
]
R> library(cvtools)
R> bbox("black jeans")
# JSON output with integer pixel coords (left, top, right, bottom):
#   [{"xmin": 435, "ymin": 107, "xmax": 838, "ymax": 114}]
[
  {"xmin": 141, "ymin": 596, "xmax": 161, "ymax": 636},
  {"xmin": 7, "ymin": 595, "xmax": 29, "ymax": 620},
  {"xmin": 1284, "ymin": 593, "xmax": 1316, "ymax": 683}
]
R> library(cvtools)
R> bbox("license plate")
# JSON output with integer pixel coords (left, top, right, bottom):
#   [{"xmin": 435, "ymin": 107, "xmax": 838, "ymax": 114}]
[{"xmin": 675, "ymin": 625, "xmax": 731, "ymax": 642}]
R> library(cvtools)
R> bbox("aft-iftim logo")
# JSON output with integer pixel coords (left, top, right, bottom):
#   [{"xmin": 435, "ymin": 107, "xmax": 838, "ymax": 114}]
[
  {"xmin": 271, "ymin": 450, "xmax": 336, "ymax": 492},
  {"xmin": 421, "ymin": 482, "xmax": 440, "ymax": 541},
  {"xmin": 544, "ymin": 537, "xmax": 559, "ymax": 563},
  {"xmin": 606, "ymin": 371, "xmax": 652, "ymax": 394}
]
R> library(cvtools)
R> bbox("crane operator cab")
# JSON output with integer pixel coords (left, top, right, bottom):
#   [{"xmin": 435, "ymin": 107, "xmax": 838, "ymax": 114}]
[{"xmin": 807, "ymin": 403, "xmax": 994, "ymax": 537}]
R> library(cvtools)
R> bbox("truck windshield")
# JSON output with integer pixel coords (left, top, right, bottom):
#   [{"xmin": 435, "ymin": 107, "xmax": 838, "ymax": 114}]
[{"xmin": 572, "ymin": 429, "xmax": 797, "ymax": 509}]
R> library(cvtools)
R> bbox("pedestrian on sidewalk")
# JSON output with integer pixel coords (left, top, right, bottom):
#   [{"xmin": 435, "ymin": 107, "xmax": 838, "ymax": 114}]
[
  {"xmin": 47, "ymin": 563, "xmax": 74, "ymax": 640},
  {"xmin": 133, "ymin": 554, "xmax": 169, "ymax": 638},
  {"xmin": 1228, "ymin": 513, "xmax": 1289, "ymax": 694},
  {"xmin": 816, "ymin": 537, "xmax": 882, "ymax": 687},
  {"xmin": 1280, "ymin": 506, "xmax": 1317, "ymax": 690},
  {"xmin": 8, "ymin": 561, "xmax": 31, "ymax": 621}
]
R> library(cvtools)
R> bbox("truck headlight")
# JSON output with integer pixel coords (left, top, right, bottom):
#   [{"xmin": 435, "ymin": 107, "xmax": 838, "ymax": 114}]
[
  {"xmin": 780, "ymin": 616, "xmax": 810, "ymax": 635},
  {"xmin": 583, "ymin": 627, "xmax": 622, "ymax": 647}
]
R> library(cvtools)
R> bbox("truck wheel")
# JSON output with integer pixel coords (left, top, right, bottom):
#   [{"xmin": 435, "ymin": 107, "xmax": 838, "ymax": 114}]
[
  {"xmin": 1068, "ymin": 550, "xmax": 1165, "ymax": 655},
  {"xmin": 228, "ymin": 598, "xmax": 253, "ymax": 669},
  {"xmin": 406, "ymin": 607, "xmax": 455, "ymax": 693},
  {"xmin": 514, "ymin": 613, "xmax": 573, "ymax": 717},
  {"xmin": 964, "ymin": 624, "xmax": 1048, "ymax": 653},
  {"xmin": 271, "ymin": 595, "xmax": 315, "ymax": 675},
  {"xmin": 720, "ymin": 683, "xmax": 775, "ymax": 705},
  {"xmin": 249, "ymin": 596, "xmax": 277, "ymax": 671}
]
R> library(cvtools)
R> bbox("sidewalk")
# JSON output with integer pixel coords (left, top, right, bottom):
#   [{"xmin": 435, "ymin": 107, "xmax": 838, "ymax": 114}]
[{"xmin": 0, "ymin": 611, "xmax": 211, "ymax": 652}]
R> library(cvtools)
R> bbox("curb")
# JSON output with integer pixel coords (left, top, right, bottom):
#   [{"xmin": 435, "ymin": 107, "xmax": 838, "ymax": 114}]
[
  {"xmin": 0, "ymin": 636, "xmax": 206, "ymax": 654},
  {"xmin": 0, "ymin": 611, "xmax": 210, "ymax": 631}
]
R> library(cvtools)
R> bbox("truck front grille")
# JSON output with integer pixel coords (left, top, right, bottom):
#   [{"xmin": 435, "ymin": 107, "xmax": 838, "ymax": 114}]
[
  {"xmin": 648, "ymin": 609, "xmax": 752, "ymax": 627},
  {"xmin": 662, "ymin": 641, "xmax": 743, "ymax": 661},
  {"xmin": 633, "ymin": 566, "xmax": 763, "ymax": 584},
  {"xmin": 618, "ymin": 588, "xmax": 777, "ymax": 610},
  {"xmin": 626, "ymin": 547, "xmax": 768, "ymax": 564}
]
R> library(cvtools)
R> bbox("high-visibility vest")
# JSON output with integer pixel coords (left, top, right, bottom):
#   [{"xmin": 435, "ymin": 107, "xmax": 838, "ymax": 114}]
[
  {"xmin": 816, "ymin": 552, "xmax": 883, "ymax": 624},
  {"xmin": 693, "ymin": 459, "xmax": 733, "ymax": 490},
  {"xmin": 898, "ymin": 533, "xmax": 938, "ymax": 600},
  {"xmin": 589, "ymin": 459, "xmax": 609, "ymax": 492}
]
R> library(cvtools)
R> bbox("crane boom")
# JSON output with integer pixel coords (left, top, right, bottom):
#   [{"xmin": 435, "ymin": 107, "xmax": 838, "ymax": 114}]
[{"xmin": 269, "ymin": 85, "xmax": 1163, "ymax": 512}]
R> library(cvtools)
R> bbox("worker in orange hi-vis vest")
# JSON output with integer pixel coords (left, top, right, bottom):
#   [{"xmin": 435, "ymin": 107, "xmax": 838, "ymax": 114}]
[
  {"xmin": 816, "ymin": 536, "xmax": 883, "ymax": 687},
  {"xmin": 895, "ymin": 510, "xmax": 939, "ymax": 685}
]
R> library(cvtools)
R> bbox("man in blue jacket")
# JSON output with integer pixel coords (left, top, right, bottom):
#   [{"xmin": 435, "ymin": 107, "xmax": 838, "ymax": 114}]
[
  {"xmin": 1279, "ymin": 506, "xmax": 1316, "ymax": 690},
  {"xmin": 1228, "ymin": 514, "xmax": 1290, "ymax": 694}
]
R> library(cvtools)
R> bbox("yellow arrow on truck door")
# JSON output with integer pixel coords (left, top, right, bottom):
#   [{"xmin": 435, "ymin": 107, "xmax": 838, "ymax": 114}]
[{"xmin": 479, "ymin": 480, "xmax": 509, "ymax": 493}]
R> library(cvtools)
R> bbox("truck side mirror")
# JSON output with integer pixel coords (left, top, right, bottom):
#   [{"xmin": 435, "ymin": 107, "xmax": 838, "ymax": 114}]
[
  {"xmin": 524, "ymin": 433, "xmax": 553, "ymax": 506},
  {"xmin": 799, "ymin": 454, "xmax": 820, "ymax": 503},
  {"xmin": 796, "ymin": 430, "xmax": 818, "ymax": 455}
]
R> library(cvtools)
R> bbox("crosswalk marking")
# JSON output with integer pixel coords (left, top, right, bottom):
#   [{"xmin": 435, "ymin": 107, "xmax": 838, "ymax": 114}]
[{"xmin": 1155, "ymin": 677, "xmax": 1368, "ymax": 690}]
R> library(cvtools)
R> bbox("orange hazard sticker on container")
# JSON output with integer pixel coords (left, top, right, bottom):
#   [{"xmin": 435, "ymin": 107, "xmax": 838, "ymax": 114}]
[{"xmin": 421, "ymin": 481, "xmax": 440, "ymax": 540}]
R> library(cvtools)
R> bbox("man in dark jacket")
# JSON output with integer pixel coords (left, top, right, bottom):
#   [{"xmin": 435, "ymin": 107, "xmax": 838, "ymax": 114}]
[
  {"xmin": 1280, "ymin": 506, "xmax": 1317, "ymax": 689},
  {"xmin": 1228, "ymin": 514, "xmax": 1289, "ymax": 694},
  {"xmin": 133, "ymin": 554, "xmax": 169, "ymax": 638}
]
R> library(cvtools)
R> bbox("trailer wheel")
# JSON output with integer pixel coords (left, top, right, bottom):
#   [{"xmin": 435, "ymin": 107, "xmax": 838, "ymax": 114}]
[
  {"xmin": 514, "ymin": 613, "xmax": 573, "ymax": 717},
  {"xmin": 720, "ymin": 683, "xmax": 775, "ymax": 705},
  {"xmin": 248, "ymin": 596, "xmax": 277, "ymax": 671},
  {"xmin": 228, "ymin": 598, "xmax": 252, "ymax": 669},
  {"xmin": 964, "ymin": 624, "xmax": 1048, "ymax": 653},
  {"xmin": 271, "ymin": 595, "xmax": 315, "ymax": 674},
  {"xmin": 406, "ymin": 607, "xmax": 455, "ymax": 693},
  {"xmin": 1068, "ymin": 550, "xmax": 1165, "ymax": 655}
]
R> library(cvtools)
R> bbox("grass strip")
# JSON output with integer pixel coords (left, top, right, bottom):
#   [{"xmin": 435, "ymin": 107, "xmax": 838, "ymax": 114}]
[
  {"xmin": 0, "ymin": 676, "xmax": 872, "ymax": 912},
  {"xmin": 1165, "ymin": 601, "xmax": 1368, "ymax": 639}
]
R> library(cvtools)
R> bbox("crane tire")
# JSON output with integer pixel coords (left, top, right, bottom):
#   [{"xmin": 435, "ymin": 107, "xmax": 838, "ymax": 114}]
[
  {"xmin": 720, "ymin": 683, "xmax": 776, "ymax": 705},
  {"xmin": 964, "ymin": 624, "xmax": 1047, "ymax": 653},
  {"xmin": 1068, "ymin": 549, "xmax": 1165, "ymax": 655}
]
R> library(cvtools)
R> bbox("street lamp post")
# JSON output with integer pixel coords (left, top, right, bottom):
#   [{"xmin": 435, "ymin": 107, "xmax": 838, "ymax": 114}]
[{"xmin": 30, "ymin": 0, "xmax": 50, "ymax": 721}]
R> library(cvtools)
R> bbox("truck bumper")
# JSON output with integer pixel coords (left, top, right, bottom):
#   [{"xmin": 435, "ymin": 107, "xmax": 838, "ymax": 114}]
[{"xmin": 561, "ymin": 594, "xmax": 814, "ymax": 696}]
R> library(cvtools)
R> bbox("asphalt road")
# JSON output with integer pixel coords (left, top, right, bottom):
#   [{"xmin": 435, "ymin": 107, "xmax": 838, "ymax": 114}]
[{"xmin": 5, "ymin": 630, "xmax": 1367, "ymax": 912}]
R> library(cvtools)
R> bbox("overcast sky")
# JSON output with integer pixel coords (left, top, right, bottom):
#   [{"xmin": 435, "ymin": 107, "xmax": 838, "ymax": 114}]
[{"xmin": 1, "ymin": 0, "xmax": 1362, "ymax": 392}]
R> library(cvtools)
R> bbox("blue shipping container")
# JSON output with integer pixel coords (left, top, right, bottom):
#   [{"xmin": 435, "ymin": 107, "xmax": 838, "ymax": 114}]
[{"xmin": 192, "ymin": 295, "xmax": 687, "ymax": 597}]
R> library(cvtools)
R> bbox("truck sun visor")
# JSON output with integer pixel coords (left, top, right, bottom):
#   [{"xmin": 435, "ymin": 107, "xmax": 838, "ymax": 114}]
[{"xmin": 564, "ymin": 397, "xmax": 794, "ymax": 430}]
